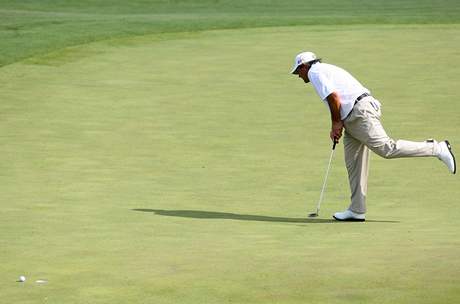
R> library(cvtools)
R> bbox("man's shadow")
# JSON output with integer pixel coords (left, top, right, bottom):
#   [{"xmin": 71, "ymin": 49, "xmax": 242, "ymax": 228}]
[{"xmin": 132, "ymin": 209, "xmax": 399, "ymax": 224}]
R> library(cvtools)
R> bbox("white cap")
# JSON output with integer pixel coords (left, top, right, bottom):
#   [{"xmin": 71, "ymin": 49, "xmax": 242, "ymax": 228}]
[{"xmin": 290, "ymin": 51, "xmax": 317, "ymax": 74}]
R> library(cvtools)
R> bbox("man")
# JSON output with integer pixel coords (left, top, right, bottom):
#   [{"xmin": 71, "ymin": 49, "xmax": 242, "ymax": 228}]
[{"xmin": 291, "ymin": 51, "xmax": 456, "ymax": 221}]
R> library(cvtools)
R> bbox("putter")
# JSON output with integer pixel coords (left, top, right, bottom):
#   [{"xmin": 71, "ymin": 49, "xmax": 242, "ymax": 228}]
[{"xmin": 309, "ymin": 139, "xmax": 338, "ymax": 218}]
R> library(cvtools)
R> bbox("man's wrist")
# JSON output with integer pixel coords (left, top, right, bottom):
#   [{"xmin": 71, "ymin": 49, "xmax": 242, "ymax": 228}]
[{"xmin": 332, "ymin": 120, "xmax": 343, "ymax": 126}]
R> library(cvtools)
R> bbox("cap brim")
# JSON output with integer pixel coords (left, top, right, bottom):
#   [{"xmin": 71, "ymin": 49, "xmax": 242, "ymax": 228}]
[{"xmin": 290, "ymin": 64, "xmax": 300, "ymax": 74}]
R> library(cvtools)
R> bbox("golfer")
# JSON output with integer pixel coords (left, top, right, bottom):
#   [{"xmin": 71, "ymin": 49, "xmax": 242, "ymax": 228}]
[{"xmin": 291, "ymin": 51, "xmax": 456, "ymax": 221}]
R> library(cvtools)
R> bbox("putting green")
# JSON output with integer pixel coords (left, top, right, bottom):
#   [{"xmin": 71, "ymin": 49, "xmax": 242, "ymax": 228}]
[{"xmin": 1, "ymin": 24, "xmax": 459, "ymax": 303}]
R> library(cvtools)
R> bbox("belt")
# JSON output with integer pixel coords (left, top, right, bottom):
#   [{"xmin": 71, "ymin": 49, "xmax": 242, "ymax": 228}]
[
  {"xmin": 344, "ymin": 93, "xmax": 371, "ymax": 121},
  {"xmin": 355, "ymin": 92, "xmax": 370, "ymax": 103}
]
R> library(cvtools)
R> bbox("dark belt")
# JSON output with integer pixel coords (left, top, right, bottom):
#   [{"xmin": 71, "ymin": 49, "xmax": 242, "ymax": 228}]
[
  {"xmin": 355, "ymin": 92, "xmax": 370, "ymax": 103},
  {"xmin": 344, "ymin": 93, "xmax": 371, "ymax": 121}
]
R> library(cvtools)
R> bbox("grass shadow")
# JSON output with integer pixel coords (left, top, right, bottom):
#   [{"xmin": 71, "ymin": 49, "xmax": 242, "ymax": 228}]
[{"xmin": 132, "ymin": 209, "xmax": 399, "ymax": 224}]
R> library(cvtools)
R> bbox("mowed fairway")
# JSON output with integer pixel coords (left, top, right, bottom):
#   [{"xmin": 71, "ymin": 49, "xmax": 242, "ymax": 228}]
[{"xmin": 1, "ymin": 22, "xmax": 460, "ymax": 303}]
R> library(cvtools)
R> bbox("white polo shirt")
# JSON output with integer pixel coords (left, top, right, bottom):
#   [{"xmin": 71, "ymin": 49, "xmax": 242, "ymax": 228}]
[{"xmin": 308, "ymin": 62, "xmax": 370, "ymax": 120}]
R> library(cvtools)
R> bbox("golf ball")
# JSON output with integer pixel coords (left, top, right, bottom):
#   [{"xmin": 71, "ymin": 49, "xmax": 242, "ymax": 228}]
[{"xmin": 19, "ymin": 276, "xmax": 26, "ymax": 282}]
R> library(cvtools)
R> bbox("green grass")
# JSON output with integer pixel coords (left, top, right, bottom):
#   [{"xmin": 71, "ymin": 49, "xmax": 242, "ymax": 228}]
[
  {"xmin": 1, "ymin": 0, "xmax": 460, "ymax": 66},
  {"xmin": 1, "ymin": 1, "xmax": 460, "ymax": 303}
]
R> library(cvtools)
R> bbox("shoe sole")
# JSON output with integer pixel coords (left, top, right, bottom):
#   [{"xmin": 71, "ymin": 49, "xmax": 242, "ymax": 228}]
[
  {"xmin": 446, "ymin": 140, "xmax": 456, "ymax": 174},
  {"xmin": 333, "ymin": 215, "xmax": 365, "ymax": 222}
]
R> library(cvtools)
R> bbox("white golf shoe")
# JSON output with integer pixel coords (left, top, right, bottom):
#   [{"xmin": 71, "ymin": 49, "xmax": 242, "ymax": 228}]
[
  {"xmin": 333, "ymin": 210, "xmax": 365, "ymax": 222},
  {"xmin": 437, "ymin": 140, "xmax": 456, "ymax": 174}
]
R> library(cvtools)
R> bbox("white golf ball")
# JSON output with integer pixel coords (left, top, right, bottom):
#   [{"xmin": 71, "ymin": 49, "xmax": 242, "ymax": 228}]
[{"xmin": 19, "ymin": 276, "xmax": 26, "ymax": 282}]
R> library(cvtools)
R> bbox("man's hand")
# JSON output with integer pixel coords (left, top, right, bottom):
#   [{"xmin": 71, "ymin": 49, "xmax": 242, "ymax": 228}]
[
  {"xmin": 330, "ymin": 120, "xmax": 344, "ymax": 142},
  {"xmin": 326, "ymin": 92, "xmax": 343, "ymax": 143}
]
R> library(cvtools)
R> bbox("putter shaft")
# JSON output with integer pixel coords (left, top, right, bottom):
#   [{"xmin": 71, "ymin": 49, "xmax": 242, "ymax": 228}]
[{"xmin": 310, "ymin": 140, "xmax": 337, "ymax": 216}]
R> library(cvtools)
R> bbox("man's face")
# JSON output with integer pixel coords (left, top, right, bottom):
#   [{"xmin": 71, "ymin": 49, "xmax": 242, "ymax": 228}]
[{"xmin": 297, "ymin": 64, "xmax": 310, "ymax": 83}]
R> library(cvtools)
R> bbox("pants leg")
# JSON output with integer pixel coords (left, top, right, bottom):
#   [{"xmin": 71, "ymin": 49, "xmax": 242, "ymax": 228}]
[
  {"xmin": 345, "ymin": 98, "xmax": 437, "ymax": 159},
  {"xmin": 343, "ymin": 97, "xmax": 438, "ymax": 213},
  {"xmin": 344, "ymin": 130, "xmax": 370, "ymax": 214}
]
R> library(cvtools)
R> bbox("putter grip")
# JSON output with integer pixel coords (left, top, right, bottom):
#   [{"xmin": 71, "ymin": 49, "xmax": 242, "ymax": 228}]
[{"xmin": 332, "ymin": 139, "xmax": 338, "ymax": 150}]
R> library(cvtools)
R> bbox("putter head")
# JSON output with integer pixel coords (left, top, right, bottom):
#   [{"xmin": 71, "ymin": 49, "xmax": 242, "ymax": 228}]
[{"xmin": 308, "ymin": 212, "xmax": 319, "ymax": 218}]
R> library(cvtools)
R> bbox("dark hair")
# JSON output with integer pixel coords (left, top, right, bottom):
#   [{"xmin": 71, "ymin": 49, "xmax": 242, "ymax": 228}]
[{"xmin": 309, "ymin": 58, "xmax": 322, "ymax": 65}]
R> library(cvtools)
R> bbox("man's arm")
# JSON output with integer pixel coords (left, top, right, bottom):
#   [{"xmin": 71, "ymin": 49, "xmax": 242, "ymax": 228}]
[{"xmin": 326, "ymin": 92, "xmax": 344, "ymax": 142}]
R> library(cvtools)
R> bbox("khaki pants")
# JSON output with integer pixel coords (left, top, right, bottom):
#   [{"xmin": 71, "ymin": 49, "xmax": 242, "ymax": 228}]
[{"xmin": 343, "ymin": 96, "xmax": 437, "ymax": 214}]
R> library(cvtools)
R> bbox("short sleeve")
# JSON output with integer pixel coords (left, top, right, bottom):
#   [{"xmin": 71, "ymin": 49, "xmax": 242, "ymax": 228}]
[{"xmin": 309, "ymin": 68, "xmax": 335, "ymax": 100}]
